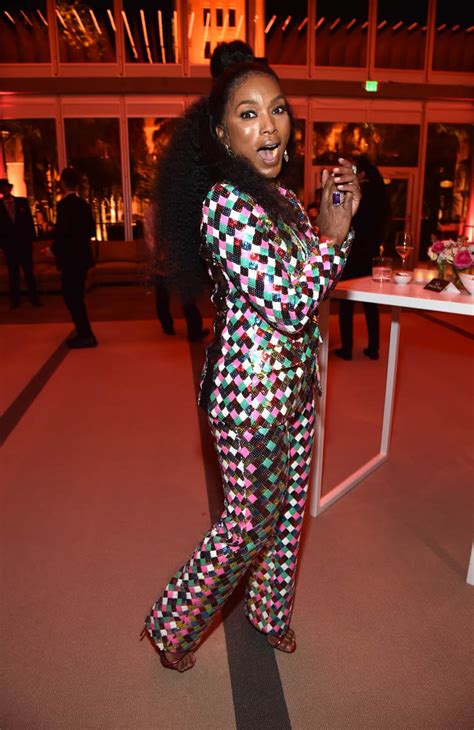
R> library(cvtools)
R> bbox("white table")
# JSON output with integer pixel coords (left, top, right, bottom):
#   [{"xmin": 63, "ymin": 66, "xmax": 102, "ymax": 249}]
[{"xmin": 310, "ymin": 276, "xmax": 474, "ymax": 518}]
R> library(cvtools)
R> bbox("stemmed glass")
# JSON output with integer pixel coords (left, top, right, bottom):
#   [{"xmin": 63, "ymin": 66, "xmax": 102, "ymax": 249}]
[{"xmin": 395, "ymin": 231, "xmax": 414, "ymax": 270}]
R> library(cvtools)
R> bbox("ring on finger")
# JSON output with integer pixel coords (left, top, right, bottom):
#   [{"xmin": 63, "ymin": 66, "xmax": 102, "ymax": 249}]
[{"xmin": 351, "ymin": 164, "xmax": 357, "ymax": 174}]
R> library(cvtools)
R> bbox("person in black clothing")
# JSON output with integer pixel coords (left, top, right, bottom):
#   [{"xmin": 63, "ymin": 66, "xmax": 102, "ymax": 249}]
[
  {"xmin": 51, "ymin": 167, "xmax": 97, "ymax": 349},
  {"xmin": 143, "ymin": 202, "xmax": 209, "ymax": 342},
  {"xmin": 335, "ymin": 156, "xmax": 390, "ymax": 361},
  {"xmin": 0, "ymin": 178, "xmax": 41, "ymax": 309}
]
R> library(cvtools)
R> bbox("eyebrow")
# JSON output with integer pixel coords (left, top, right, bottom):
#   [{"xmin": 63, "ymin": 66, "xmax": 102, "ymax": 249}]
[{"xmin": 234, "ymin": 94, "xmax": 286, "ymax": 110}]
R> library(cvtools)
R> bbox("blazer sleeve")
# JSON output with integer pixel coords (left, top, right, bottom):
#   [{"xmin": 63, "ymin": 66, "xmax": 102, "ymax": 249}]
[
  {"xmin": 50, "ymin": 200, "xmax": 64, "ymax": 255},
  {"xmin": 51, "ymin": 199, "xmax": 68, "ymax": 250},
  {"xmin": 201, "ymin": 183, "xmax": 352, "ymax": 334},
  {"xmin": 22, "ymin": 200, "xmax": 36, "ymax": 241}
]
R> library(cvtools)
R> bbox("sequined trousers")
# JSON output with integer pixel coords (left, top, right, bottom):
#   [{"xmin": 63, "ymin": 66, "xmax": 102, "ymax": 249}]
[{"xmin": 144, "ymin": 381, "xmax": 315, "ymax": 653}]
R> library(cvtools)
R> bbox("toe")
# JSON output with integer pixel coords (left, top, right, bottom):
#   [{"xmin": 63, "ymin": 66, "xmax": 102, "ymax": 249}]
[
  {"xmin": 267, "ymin": 628, "xmax": 296, "ymax": 653},
  {"xmin": 178, "ymin": 653, "xmax": 195, "ymax": 672}
]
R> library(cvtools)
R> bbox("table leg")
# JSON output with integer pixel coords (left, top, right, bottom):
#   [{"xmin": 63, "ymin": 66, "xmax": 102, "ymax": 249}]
[
  {"xmin": 310, "ymin": 305, "xmax": 401, "ymax": 517},
  {"xmin": 467, "ymin": 542, "xmax": 474, "ymax": 585},
  {"xmin": 380, "ymin": 306, "xmax": 401, "ymax": 455},
  {"xmin": 309, "ymin": 300, "xmax": 329, "ymax": 517}
]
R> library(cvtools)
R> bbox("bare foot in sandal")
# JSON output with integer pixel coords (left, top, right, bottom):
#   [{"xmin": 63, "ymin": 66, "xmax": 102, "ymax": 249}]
[
  {"xmin": 267, "ymin": 627, "xmax": 296, "ymax": 653},
  {"xmin": 141, "ymin": 628, "xmax": 196, "ymax": 673},
  {"xmin": 160, "ymin": 650, "xmax": 196, "ymax": 673}
]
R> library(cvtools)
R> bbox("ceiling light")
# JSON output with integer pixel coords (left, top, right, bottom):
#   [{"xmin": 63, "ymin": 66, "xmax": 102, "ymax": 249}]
[
  {"xmin": 55, "ymin": 9, "xmax": 67, "ymax": 29},
  {"xmin": 72, "ymin": 8, "xmax": 86, "ymax": 33},
  {"xmin": 89, "ymin": 9, "xmax": 102, "ymax": 35},
  {"xmin": 265, "ymin": 15, "xmax": 276, "ymax": 34},
  {"xmin": 20, "ymin": 10, "xmax": 33, "ymax": 27},
  {"xmin": 36, "ymin": 9, "xmax": 48, "ymax": 26},
  {"xmin": 235, "ymin": 14, "xmax": 243, "ymax": 38},
  {"xmin": 188, "ymin": 10, "xmax": 195, "ymax": 39},
  {"xmin": 122, "ymin": 11, "xmax": 138, "ymax": 58},
  {"xmin": 158, "ymin": 10, "xmax": 167, "ymax": 63},
  {"xmin": 140, "ymin": 9, "xmax": 153, "ymax": 64},
  {"xmin": 107, "ymin": 9, "xmax": 116, "ymax": 32}
]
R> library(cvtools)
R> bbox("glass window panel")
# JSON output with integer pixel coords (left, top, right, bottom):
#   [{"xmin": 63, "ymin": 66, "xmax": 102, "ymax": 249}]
[
  {"xmin": 0, "ymin": 0, "xmax": 50, "ymax": 62},
  {"xmin": 383, "ymin": 177, "xmax": 411, "ymax": 253},
  {"xmin": 262, "ymin": 0, "xmax": 308, "ymax": 66},
  {"xmin": 312, "ymin": 122, "xmax": 420, "ymax": 166},
  {"xmin": 315, "ymin": 0, "xmax": 368, "ymax": 68},
  {"xmin": 128, "ymin": 116, "xmax": 181, "ymax": 240},
  {"xmin": 56, "ymin": 0, "xmax": 116, "ymax": 63},
  {"xmin": 0, "ymin": 119, "xmax": 58, "ymax": 238},
  {"xmin": 64, "ymin": 118, "xmax": 123, "ymax": 241},
  {"xmin": 188, "ymin": 1, "xmax": 246, "ymax": 65},
  {"xmin": 281, "ymin": 119, "xmax": 305, "ymax": 202},
  {"xmin": 433, "ymin": 1, "xmax": 474, "ymax": 73},
  {"xmin": 375, "ymin": 0, "xmax": 428, "ymax": 70},
  {"xmin": 420, "ymin": 123, "xmax": 473, "ymax": 257},
  {"xmin": 122, "ymin": 0, "xmax": 179, "ymax": 64}
]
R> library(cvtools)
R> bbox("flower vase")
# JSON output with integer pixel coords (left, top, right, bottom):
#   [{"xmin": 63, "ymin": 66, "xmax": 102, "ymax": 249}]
[
  {"xmin": 436, "ymin": 261, "xmax": 446, "ymax": 280},
  {"xmin": 452, "ymin": 267, "xmax": 464, "ymax": 291}
]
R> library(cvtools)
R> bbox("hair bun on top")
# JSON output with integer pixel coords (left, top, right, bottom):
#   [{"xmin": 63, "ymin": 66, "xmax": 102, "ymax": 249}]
[{"xmin": 210, "ymin": 40, "xmax": 256, "ymax": 79}]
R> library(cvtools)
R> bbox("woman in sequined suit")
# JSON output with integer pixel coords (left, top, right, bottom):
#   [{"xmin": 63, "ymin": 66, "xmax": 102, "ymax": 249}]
[{"xmin": 143, "ymin": 42, "xmax": 361, "ymax": 672}]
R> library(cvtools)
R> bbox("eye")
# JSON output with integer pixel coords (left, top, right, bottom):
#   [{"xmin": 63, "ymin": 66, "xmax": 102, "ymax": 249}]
[
  {"xmin": 273, "ymin": 104, "xmax": 288, "ymax": 115},
  {"xmin": 240, "ymin": 109, "xmax": 256, "ymax": 119}
]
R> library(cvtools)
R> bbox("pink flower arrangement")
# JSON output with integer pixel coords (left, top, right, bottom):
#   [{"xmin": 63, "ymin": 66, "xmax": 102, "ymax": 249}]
[
  {"xmin": 431, "ymin": 240, "xmax": 446, "ymax": 256},
  {"xmin": 427, "ymin": 238, "xmax": 474, "ymax": 271},
  {"xmin": 453, "ymin": 248, "xmax": 474, "ymax": 270}
]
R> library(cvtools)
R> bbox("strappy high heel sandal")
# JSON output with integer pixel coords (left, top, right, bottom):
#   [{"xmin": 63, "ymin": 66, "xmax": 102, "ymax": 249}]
[
  {"xmin": 267, "ymin": 627, "xmax": 297, "ymax": 654},
  {"xmin": 158, "ymin": 650, "xmax": 195, "ymax": 673},
  {"xmin": 140, "ymin": 627, "xmax": 196, "ymax": 673}
]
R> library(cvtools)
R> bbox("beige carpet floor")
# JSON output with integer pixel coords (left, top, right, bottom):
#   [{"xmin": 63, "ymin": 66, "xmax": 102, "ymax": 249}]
[{"xmin": 1, "ymin": 287, "xmax": 473, "ymax": 729}]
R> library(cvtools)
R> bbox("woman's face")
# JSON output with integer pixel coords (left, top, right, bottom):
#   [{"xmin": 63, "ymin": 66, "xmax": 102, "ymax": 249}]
[{"xmin": 217, "ymin": 73, "xmax": 291, "ymax": 180}]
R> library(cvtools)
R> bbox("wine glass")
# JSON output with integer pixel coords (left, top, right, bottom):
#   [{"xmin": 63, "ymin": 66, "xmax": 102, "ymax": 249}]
[{"xmin": 395, "ymin": 231, "xmax": 414, "ymax": 270}]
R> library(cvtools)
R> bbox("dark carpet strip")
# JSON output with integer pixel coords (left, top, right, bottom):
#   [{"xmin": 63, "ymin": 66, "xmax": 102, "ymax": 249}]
[
  {"xmin": 189, "ymin": 340, "xmax": 292, "ymax": 730},
  {"xmin": 0, "ymin": 338, "xmax": 70, "ymax": 447},
  {"xmin": 415, "ymin": 311, "xmax": 474, "ymax": 339}
]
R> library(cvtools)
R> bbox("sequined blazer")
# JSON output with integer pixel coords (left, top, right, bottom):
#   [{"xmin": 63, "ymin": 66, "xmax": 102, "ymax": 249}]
[{"xmin": 199, "ymin": 182, "xmax": 352, "ymax": 428}]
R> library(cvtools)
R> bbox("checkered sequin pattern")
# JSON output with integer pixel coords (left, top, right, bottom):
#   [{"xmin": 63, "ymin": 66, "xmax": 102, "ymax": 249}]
[
  {"xmin": 145, "ymin": 375, "xmax": 315, "ymax": 652},
  {"xmin": 199, "ymin": 182, "xmax": 352, "ymax": 427},
  {"xmin": 202, "ymin": 182, "xmax": 349, "ymax": 337},
  {"xmin": 144, "ymin": 183, "xmax": 351, "ymax": 653}
]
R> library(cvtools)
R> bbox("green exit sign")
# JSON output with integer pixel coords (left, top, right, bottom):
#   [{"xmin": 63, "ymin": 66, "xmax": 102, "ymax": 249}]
[{"xmin": 365, "ymin": 80, "xmax": 378, "ymax": 92}]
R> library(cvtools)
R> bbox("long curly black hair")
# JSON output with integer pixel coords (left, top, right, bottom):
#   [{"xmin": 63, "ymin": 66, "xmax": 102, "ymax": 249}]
[{"xmin": 151, "ymin": 43, "xmax": 299, "ymax": 298}]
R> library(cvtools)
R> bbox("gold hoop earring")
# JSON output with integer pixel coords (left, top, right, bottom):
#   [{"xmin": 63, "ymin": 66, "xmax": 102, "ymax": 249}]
[{"xmin": 283, "ymin": 149, "xmax": 289, "ymax": 163}]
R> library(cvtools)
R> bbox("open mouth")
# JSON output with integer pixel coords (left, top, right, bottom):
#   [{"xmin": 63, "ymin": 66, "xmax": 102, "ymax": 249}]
[{"xmin": 257, "ymin": 143, "xmax": 280, "ymax": 163}]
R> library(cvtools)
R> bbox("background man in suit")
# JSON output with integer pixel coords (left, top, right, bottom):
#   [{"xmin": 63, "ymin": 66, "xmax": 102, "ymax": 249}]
[
  {"xmin": 335, "ymin": 155, "xmax": 390, "ymax": 361},
  {"xmin": 51, "ymin": 167, "xmax": 97, "ymax": 349},
  {"xmin": 143, "ymin": 201, "xmax": 209, "ymax": 342},
  {"xmin": 0, "ymin": 178, "xmax": 41, "ymax": 309}
]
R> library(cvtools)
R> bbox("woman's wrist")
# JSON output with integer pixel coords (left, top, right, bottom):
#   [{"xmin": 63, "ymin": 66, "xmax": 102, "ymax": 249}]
[
  {"xmin": 318, "ymin": 232, "xmax": 344, "ymax": 246},
  {"xmin": 318, "ymin": 227, "xmax": 353, "ymax": 248},
  {"xmin": 318, "ymin": 234, "xmax": 335, "ymax": 245}
]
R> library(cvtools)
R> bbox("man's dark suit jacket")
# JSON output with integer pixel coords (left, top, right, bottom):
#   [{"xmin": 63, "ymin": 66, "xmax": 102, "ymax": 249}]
[
  {"xmin": 51, "ymin": 193, "xmax": 95, "ymax": 271},
  {"xmin": 0, "ymin": 197, "xmax": 36, "ymax": 253}
]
